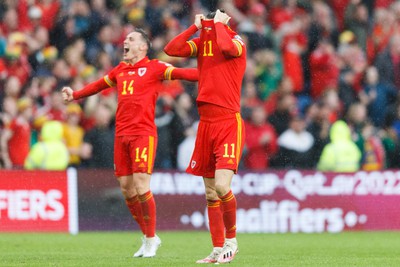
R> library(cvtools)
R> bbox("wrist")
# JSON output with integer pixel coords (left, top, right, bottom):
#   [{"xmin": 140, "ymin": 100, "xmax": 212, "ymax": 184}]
[{"xmin": 191, "ymin": 24, "xmax": 200, "ymax": 31}]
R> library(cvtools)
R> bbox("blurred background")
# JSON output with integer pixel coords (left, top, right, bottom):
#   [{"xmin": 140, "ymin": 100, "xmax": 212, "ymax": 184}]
[
  {"xmin": 1, "ymin": 0, "xmax": 400, "ymax": 173},
  {"xmin": 3, "ymin": 0, "xmax": 400, "ymax": 236}
]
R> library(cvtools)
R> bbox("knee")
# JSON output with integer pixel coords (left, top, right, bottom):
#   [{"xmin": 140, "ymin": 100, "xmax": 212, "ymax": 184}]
[
  {"xmin": 120, "ymin": 185, "xmax": 136, "ymax": 199},
  {"xmin": 204, "ymin": 185, "xmax": 218, "ymax": 200},
  {"xmin": 215, "ymin": 182, "xmax": 230, "ymax": 197},
  {"xmin": 118, "ymin": 179, "xmax": 136, "ymax": 199},
  {"xmin": 133, "ymin": 173, "xmax": 151, "ymax": 195}
]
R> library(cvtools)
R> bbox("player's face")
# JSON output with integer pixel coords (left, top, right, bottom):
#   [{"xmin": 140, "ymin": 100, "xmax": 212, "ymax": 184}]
[{"xmin": 123, "ymin": 32, "xmax": 147, "ymax": 61}]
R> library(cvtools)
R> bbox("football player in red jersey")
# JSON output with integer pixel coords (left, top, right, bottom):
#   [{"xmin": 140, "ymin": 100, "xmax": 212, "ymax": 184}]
[
  {"xmin": 164, "ymin": 10, "xmax": 246, "ymax": 264},
  {"xmin": 62, "ymin": 28, "xmax": 197, "ymax": 258}
]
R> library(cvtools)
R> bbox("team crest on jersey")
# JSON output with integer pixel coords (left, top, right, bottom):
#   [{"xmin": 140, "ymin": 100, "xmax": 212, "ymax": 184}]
[
  {"xmin": 191, "ymin": 160, "xmax": 196, "ymax": 168},
  {"xmin": 138, "ymin": 68, "xmax": 147, "ymax": 76}
]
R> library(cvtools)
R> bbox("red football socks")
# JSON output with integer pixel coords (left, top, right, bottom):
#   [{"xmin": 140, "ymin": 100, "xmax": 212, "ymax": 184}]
[
  {"xmin": 219, "ymin": 190, "xmax": 237, "ymax": 239},
  {"xmin": 125, "ymin": 195, "xmax": 146, "ymax": 235},
  {"xmin": 139, "ymin": 191, "xmax": 156, "ymax": 238},
  {"xmin": 207, "ymin": 199, "xmax": 225, "ymax": 247}
]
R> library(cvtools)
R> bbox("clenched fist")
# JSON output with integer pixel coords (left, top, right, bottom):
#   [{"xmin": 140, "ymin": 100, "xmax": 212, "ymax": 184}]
[{"xmin": 62, "ymin": 87, "xmax": 74, "ymax": 102}]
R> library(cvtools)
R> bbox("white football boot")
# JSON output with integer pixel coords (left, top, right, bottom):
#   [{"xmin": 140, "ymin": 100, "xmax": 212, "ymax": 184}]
[
  {"xmin": 142, "ymin": 235, "xmax": 162, "ymax": 258},
  {"xmin": 133, "ymin": 236, "xmax": 146, "ymax": 257},
  {"xmin": 196, "ymin": 247, "xmax": 222, "ymax": 264},
  {"xmin": 217, "ymin": 238, "xmax": 238, "ymax": 264}
]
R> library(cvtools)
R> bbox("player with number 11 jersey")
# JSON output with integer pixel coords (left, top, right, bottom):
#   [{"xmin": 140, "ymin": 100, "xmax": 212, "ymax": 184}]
[{"xmin": 164, "ymin": 9, "xmax": 246, "ymax": 264}]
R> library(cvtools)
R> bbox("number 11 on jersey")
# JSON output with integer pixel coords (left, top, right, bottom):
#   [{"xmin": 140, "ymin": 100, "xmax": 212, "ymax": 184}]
[{"xmin": 203, "ymin": 40, "xmax": 214, "ymax": 57}]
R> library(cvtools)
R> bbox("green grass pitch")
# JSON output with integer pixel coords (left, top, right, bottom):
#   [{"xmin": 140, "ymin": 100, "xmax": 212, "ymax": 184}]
[{"xmin": 1, "ymin": 231, "xmax": 400, "ymax": 266}]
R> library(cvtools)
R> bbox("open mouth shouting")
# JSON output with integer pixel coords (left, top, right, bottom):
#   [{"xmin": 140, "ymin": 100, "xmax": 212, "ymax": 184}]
[{"xmin": 123, "ymin": 47, "xmax": 130, "ymax": 57}]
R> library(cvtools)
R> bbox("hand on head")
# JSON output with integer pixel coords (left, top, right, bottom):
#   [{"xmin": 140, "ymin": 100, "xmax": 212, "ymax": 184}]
[
  {"xmin": 194, "ymin": 14, "xmax": 205, "ymax": 29},
  {"xmin": 214, "ymin": 9, "xmax": 231, "ymax": 25},
  {"xmin": 194, "ymin": 9, "xmax": 230, "ymax": 29}
]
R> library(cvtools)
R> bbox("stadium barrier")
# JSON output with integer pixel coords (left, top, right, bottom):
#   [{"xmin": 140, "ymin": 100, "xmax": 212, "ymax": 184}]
[
  {"xmin": 78, "ymin": 169, "xmax": 400, "ymax": 233},
  {"xmin": 2, "ymin": 169, "xmax": 400, "ymax": 233},
  {"xmin": 0, "ymin": 168, "xmax": 78, "ymax": 234}
]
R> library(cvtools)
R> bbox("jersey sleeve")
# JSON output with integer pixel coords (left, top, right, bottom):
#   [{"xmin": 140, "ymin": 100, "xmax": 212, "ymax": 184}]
[
  {"xmin": 73, "ymin": 65, "xmax": 120, "ymax": 100},
  {"xmin": 215, "ymin": 22, "xmax": 244, "ymax": 58},
  {"xmin": 156, "ymin": 60, "xmax": 198, "ymax": 81},
  {"xmin": 168, "ymin": 67, "xmax": 198, "ymax": 81},
  {"xmin": 104, "ymin": 64, "xmax": 119, "ymax": 87},
  {"xmin": 164, "ymin": 24, "xmax": 200, "ymax": 57}
]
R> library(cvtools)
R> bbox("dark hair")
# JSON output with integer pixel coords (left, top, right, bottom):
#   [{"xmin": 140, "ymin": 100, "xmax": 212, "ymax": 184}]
[
  {"xmin": 133, "ymin": 28, "xmax": 152, "ymax": 49},
  {"xmin": 206, "ymin": 9, "xmax": 225, "ymax": 19}
]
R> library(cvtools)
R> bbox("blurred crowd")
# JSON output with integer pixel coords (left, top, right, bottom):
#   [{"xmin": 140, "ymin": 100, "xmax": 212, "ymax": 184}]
[{"xmin": 1, "ymin": 0, "xmax": 400, "ymax": 172}]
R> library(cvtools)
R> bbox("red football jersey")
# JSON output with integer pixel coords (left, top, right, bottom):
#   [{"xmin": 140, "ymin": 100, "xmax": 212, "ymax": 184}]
[
  {"xmin": 105, "ymin": 57, "xmax": 175, "ymax": 136},
  {"xmin": 188, "ymin": 20, "xmax": 246, "ymax": 112},
  {"xmin": 7, "ymin": 118, "xmax": 31, "ymax": 166}
]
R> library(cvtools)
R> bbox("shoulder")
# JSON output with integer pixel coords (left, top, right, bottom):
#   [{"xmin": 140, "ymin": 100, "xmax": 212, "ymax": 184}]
[
  {"xmin": 108, "ymin": 62, "xmax": 126, "ymax": 73},
  {"xmin": 150, "ymin": 59, "xmax": 173, "ymax": 67},
  {"xmin": 232, "ymin": 34, "xmax": 245, "ymax": 46}
]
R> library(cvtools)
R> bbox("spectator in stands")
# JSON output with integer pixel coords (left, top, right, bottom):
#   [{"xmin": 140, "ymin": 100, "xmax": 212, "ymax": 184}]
[
  {"xmin": 337, "ymin": 39, "xmax": 367, "ymax": 112},
  {"xmin": 273, "ymin": 114, "xmax": 315, "ymax": 169},
  {"xmin": 268, "ymin": 93, "xmax": 297, "ymax": 136},
  {"xmin": 344, "ymin": 0, "xmax": 369, "ymax": 51},
  {"xmin": 81, "ymin": 103, "xmax": 114, "ymax": 168},
  {"xmin": 3, "ymin": 75, "xmax": 22, "ymax": 100},
  {"xmin": 243, "ymin": 106, "xmax": 278, "ymax": 171},
  {"xmin": 169, "ymin": 92, "xmax": 197, "ymax": 169},
  {"xmin": 280, "ymin": 16, "xmax": 307, "ymax": 95},
  {"xmin": 305, "ymin": 102, "xmax": 331, "ymax": 167},
  {"xmin": 154, "ymin": 96, "xmax": 174, "ymax": 169},
  {"xmin": 0, "ymin": 97, "xmax": 33, "ymax": 169},
  {"xmin": 374, "ymin": 34, "xmax": 400, "ymax": 91},
  {"xmin": 0, "ymin": 8, "xmax": 19, "ymax": 35},
  {"xmin": 24, "ymin": 120, "xmax": 69, "ymax": 170},
  {"xmin": 360, "ymin": 121, "xmax": 386, "ymax": 171},
  {"xmin": 241, "ymin": 80, "xmax": 264, "ymax": 120},
  {"xmin": 366, "ymin": 7, "xmax": 394, "ymax": 64},
  {"xmin": 309, "ymin": 38, "xmax": 340, "ymax": 100},
  {"xmin": 345, "ymin": 102, "xmax": 368, "ymax": 151},
  {"xmin": 0, "ymin": 96, "xmax": 17, "ymax": 127},
  {"xmin": 40, "ymin": 90, "xmax": 66, "ymax": 122},
  {"xmin": 320, "ymin": 89, "xmax": 342, "ymax": 123},
  {"xmin": 63, "ymin": 37, "xmax": 88, "ymax": 78},
  {"xmin": 308, "ymin": 1, "xmax": 339, "ymax": 52},
  {"xmin": 52, "ymin": 58, "xmax": 73, "ymax": 88},
  {"xmin": 3, "ymin": 0, "xmax": 400, "ymax": 172},
  {"xmin": 237, "ymin": 3, "xmax": 276, "ymax": 53},
  {"xmin": 254, "ymin": 48, "xmax": 283, "ymax": 101},
  {"xmin": 50, "ymin": 16, "xmax": 79, "ymax": 53},
  {"xmin": 36, "ymin": 0, "xmax": 61, "ymax": 31},
  {"xmin": 63, "ymin": 103, "xmax": 85, "ymax": 167},
  {"xmin": 86, "ymin": 24, "xmax": 118, "ymax": 66},
  {"xmin": 2, "ymin": 41, "xmax": 31, "ymax": 85},
  {"xmin": 317, "ymin": 120, "xmax": 361, "ymax": 172},
  {"xmin": 264, "ymin": 76, "xmax": 295, "ymax": 115},
  {"xmin": 359, "ymin": 66, "xmax": 397, "ymax": 127}
]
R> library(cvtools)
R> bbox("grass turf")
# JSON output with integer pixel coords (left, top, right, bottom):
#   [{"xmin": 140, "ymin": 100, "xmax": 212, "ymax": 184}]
[{"xmin": 1, "ymin": 231, "xmax": 400, "ymax": 267}]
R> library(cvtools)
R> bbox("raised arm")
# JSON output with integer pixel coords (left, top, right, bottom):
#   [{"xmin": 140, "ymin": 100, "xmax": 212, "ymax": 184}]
[
  {"xmin": 214, "ymin": 10, "xmax": 243, "ymax": 58},
  {"xmin": 169, "ymin": 68, "xmax": 198, "ymax": 81},
  {"xmin": 62, "ymin": 78, "xmax": 110, "ymax": 102},
  {"xmin": 164, "ymin": 14, "xmax": 203, "ymax": 57}
]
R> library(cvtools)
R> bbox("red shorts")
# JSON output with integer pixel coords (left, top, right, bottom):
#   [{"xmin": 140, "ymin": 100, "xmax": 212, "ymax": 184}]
[
  {"xmin": 186, "ymin": 113, "xmax": 245, "ymax": 178},
  {"xmin": 114, "ymin": 135, "xmax": 157, "ymax": 177}
]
